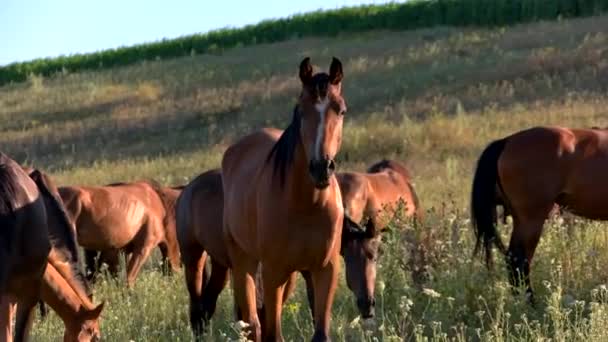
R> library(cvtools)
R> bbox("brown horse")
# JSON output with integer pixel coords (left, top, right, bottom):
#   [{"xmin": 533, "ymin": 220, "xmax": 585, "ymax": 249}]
[
  {"xmin": 178, "ymin": 160, "xmax": 421, "ymax": 337},
  {"xmin": 1, "ymin": 261, "xmax": 105, "ymax": 342},
  {"xmin": 82, "ymin": 185, "xmax": 183, "ymax": 280},
  {"xmin": 221, "ymin": 57, "xmax": 347, "ymax": 341},
  {"xmin": 58, "ymin": 181, "xmax": 180, "ymax": 287},
  {"xmin": 177, "ymin": 169, "xmax": 300, "ymax": 338},
  {"xmin": 472, "ymin": 125, "xmax": 608, "ymax": 300},
  {"xmin": 0, "ymin": 153, "xmax": 102, "ymax": 341},
  {"xmin": 335, "ymin": 159, "xmax": 422, "ymax": 318}
]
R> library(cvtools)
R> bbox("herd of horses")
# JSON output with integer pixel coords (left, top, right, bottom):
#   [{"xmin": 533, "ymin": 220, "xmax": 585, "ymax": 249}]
[{"xmin": 1, "ymin": 56, "xmax": 608, "ymax": 341}]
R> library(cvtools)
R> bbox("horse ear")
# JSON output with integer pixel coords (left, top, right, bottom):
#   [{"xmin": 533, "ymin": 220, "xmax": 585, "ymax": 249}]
[
  {"xmin": 328, "ymin": 57, "xmax": 343, "ymax": 85},
  {"xmin": 82, "ymin": 302, "xmax": 105, "ymax": 320},
  {"xmin": 299, "ymin": 57, "xmax": 313, "ymax": 85}
]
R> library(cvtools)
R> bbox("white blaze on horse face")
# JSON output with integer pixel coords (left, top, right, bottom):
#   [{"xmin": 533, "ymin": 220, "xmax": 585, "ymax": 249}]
[{"xmin": 314, "ymin": 97, "xmax": 329, "ymax": 160}]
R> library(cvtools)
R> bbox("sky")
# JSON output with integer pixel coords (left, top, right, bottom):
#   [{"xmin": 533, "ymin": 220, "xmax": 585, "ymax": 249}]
[{"xmin": 0, "ymin": 0, "xmax": 402, "ymax": 66}]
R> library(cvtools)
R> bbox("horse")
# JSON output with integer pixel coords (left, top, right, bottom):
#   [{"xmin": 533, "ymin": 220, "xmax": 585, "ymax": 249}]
[
  {"xmin": 0, "ymin": 153, "xmax": 103, "ymax": 341},
  {"xmin": 332, "ymin": 159, "xmax": 422, "ymax": 318},
  {"xmin": 177, "ymin": 169, "xmax": 299, "ymax": 338},
  {"xmin": 221, "ymin": 57, "xmax": 347, "ymax": 341},
  {"xmin": 177, "ymin": 159, "xmax": 421, "ymax": 337},
  {"xmin": 1, "ymin": 261, "xmax": 105, "ymax": 342},
  {"xmin": 58, "ymin": 181, "xmax": 180, "ymax": 287},
  {"xmin": 471, "ymin": 125, "xmax": 608, "ymax": 300},
  {"xmin": 82, "ymin": 185, "xmax": 184, "ymax": 280}
]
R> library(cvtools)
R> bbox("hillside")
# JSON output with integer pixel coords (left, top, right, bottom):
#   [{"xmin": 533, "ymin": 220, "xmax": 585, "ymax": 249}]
[
  {"xmin": 2, "ymin": 14, "xmax": 608, "ymax": 341},
  {"xmin": 2, "ymin": 0, "xmax": 608, "ymax": 85}
]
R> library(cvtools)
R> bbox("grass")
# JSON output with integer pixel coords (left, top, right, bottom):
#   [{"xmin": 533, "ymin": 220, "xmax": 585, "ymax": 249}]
[{"xmin": 2, "ymin": 13, "xmax": 608, "ymax": 341}]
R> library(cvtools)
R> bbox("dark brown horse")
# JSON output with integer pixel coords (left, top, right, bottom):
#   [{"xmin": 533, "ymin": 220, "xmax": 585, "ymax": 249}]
[
  {"xmin": 58, "ymin": 181, "xmax": 180, "ymax": 287},
  {"xmin": 221, "ymin": 57, "xmax": 347, "ymax": 341},
  {"xmin": 472, "ymin": 126, "xmax": 608, "ymax": 300},
  {"xmin": 0, "ymin": 153, "xmax": 102, "ymax": 341}
]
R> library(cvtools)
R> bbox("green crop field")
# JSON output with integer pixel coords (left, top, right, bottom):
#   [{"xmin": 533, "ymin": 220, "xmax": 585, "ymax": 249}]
[{"xmin": 2, "ymin": 10, "xmax": 608, "ymax": 341}]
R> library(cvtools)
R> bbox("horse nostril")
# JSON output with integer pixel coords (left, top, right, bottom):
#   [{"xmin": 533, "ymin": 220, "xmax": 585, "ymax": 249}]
[{"xmin": 327, "ymin": 160, "xmax": 336, "ymax": 172}]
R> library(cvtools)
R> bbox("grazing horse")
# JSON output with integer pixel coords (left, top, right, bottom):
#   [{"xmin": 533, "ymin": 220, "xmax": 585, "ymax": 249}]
[
  {"xmin": 82, "ymin": 185, "xmax": 184, "ymax": 280},
  {"xmin": 221, "ymin": 57, "xmax": 347, "ymax": 341},
  {"xmin": 0, "ymin": 153, "xmax": 103, "ymax": 341},
  {"xmin": 58, "ymin": 181, "xmax": 180, "ymax": 287},
  {"xmin": 472, "ymin": 126, "xmax": 608, "ymax": 300},
  {"xmin": 331, "ymin": 159, "xmax": 422, "ymax": 318}
]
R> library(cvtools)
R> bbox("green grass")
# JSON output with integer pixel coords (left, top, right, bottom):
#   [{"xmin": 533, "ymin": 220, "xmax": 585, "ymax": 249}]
[{"xmin": 3, "ymin": 13, "xmax": 608, "ymax": 341}]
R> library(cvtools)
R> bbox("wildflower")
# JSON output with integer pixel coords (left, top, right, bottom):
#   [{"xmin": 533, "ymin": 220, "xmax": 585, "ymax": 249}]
[
  {"xmin": 349, "ymin": 316, "xmax": 361, "ymax": 329},
  {"xmin": 378, "ymin": 281, "xmax": 386, "ymax": 293},
  {"xmin": 422, "ymin": 288, "xmax": 441, "ymax": 298},
  {"xmin": 235, "ymin": 320, "xmax": 250, "ymax": 329}
]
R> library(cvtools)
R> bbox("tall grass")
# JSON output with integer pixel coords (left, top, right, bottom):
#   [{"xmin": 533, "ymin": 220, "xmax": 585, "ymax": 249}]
[
  {"xmin": 2, "ymin": 0, "xmax": 608, "ymax": 85},
  {"xmin": 3, "ymin": 13, "xmax": 608, "ymax": 341}
]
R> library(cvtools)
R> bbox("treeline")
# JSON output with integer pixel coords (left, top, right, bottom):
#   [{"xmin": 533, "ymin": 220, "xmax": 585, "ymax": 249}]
[{"xmin": 2, "ymin": 0, "xmax": 608, "ymax": 86}]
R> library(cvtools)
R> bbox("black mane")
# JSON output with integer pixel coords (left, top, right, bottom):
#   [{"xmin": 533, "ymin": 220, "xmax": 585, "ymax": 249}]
[{"xmin": 266, "ymin": 105, "xmax": 302, "ymax": 187}]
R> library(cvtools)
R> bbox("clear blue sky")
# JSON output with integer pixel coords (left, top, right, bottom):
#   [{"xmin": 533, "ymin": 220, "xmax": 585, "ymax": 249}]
[{"xmin": 0, "ymin": 0, "xmax": 402, "ymax": 66}]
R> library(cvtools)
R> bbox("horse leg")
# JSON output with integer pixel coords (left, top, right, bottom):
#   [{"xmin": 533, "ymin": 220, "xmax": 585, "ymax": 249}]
[
  {"xmin": 201, "ymin": 259, "xmax": 229, "ymax": 323},
  {"xmin": 0, "ymin": 295, "xmax": 16, "ymax": 342},
  {"xmin": 13, "ymin": 291, "xmax": 37, "ymax": 342},
  {"xmin": 84, "ymin": 249, "xmax": 99, "ymax": 282},
  {"xmin": 125, "ymin": 242, "xmax": 156, "ymax": 288},
  {"xmin": 158, "ymin": 243, "xmax": 172, "ymax": 276},
  {"xmin": 183, "ymin": 244, "xmax": 208, "ymax": 337},
  {"xmin": 282, "ymin": 272, "xmax": 298, "ymax": 305},
  {"xmin": 225, "ymin": 233, "xmax": 261, "ymax": 341},
  {"xmin": 507, "ymin": 210, "xmax": 550, "ymax": 303},
  {"xmin": 300, "ymin": 270, "xmax": 315, "ymax": 321},
  {"xmin": 310, "ymin": 254, "xmax": 340, "ymax": 342},
  {"xmin": 104, "ymin": 250, "xmax": 121, "ymax": 279},
  {"xmin": 261, "ymin": 267, "xmax": 291, "ymax": 342}
]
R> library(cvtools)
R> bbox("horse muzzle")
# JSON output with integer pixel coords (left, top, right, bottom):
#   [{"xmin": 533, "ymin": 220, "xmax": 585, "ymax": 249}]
[
  {"xmin": 309, "ymin": 158, "xmax": 336, "ymax": 189},
  {"xmin": 357, "ymin": 296, "xmax": 376, "ymax": 319}
]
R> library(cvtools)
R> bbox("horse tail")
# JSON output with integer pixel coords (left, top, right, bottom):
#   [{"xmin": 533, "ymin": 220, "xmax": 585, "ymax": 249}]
[{"xmin": 471, "ymin": 138, "xmax": 508, "ymax": 268}]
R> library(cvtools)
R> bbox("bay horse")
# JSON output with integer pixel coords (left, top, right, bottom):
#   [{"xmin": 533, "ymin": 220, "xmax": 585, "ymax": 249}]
[
  {"xmin": 177, "ymin": 160, "xmax": 421, "ymax": 337},
  {"xmin": 58, "ymin": 181, "xmax": 180, "ymax": 287},
  {"xmin": 472, "ymin": 125, "xmax": 608, "ymax": 300},
  {"xmin": 82, "ymin": 185, "xmax": 184, "ymax": 280},
  {"xmin": 176, "ymin": 169, "xmax": 298, "ymax": 338},
  {"xmin": 334, "ymin": 159, "xmax": 422, "ymax": 318},
  {"xmin": 0, "ymin": 153, "xmax": 102, "ymax": 341},
  {"xmin": 221, "ymin": 57, "xmax": 347, "ymax": 341}
]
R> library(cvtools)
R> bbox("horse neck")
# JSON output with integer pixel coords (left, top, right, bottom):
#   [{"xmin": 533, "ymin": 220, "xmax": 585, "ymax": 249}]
[{"xmin": 41, "ymin": 263, "xmax": 93, "ymax": 325}]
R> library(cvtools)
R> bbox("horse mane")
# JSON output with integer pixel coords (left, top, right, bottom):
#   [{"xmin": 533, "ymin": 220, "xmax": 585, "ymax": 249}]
[
  {"xmin": 367, "ymin": 159, "xmax": 412, "ymax": 180},
  {"xmin": 0, "ymin": 162, "xmax": 19, "ymax": 216},
  {"xmin": 0, "ymin": 155, "xmax": 20, "ymax": 271},
  {"xmin": 266, "ymin": 105, "xmax": 302, "ymax": 187},
  {"xmin": 28, "ymin": 169, "xmax": 92, "ymax": 298}
]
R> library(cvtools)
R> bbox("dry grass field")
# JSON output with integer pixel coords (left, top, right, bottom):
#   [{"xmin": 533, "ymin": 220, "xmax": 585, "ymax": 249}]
[{"xmin": 2, "ymin": 14, "xmax": 608, "ymax": 341}]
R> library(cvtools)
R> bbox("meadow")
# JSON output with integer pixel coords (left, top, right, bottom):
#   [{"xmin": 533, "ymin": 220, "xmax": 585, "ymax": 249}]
[{"xmin": 2, "ymin": 13, "xmax": 608, "ymax": 341}]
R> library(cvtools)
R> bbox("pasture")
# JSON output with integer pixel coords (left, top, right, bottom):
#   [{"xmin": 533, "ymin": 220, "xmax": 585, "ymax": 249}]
[{"xmin": 2, "ymin": 13, "xmax": 608, "ymax": 341}]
